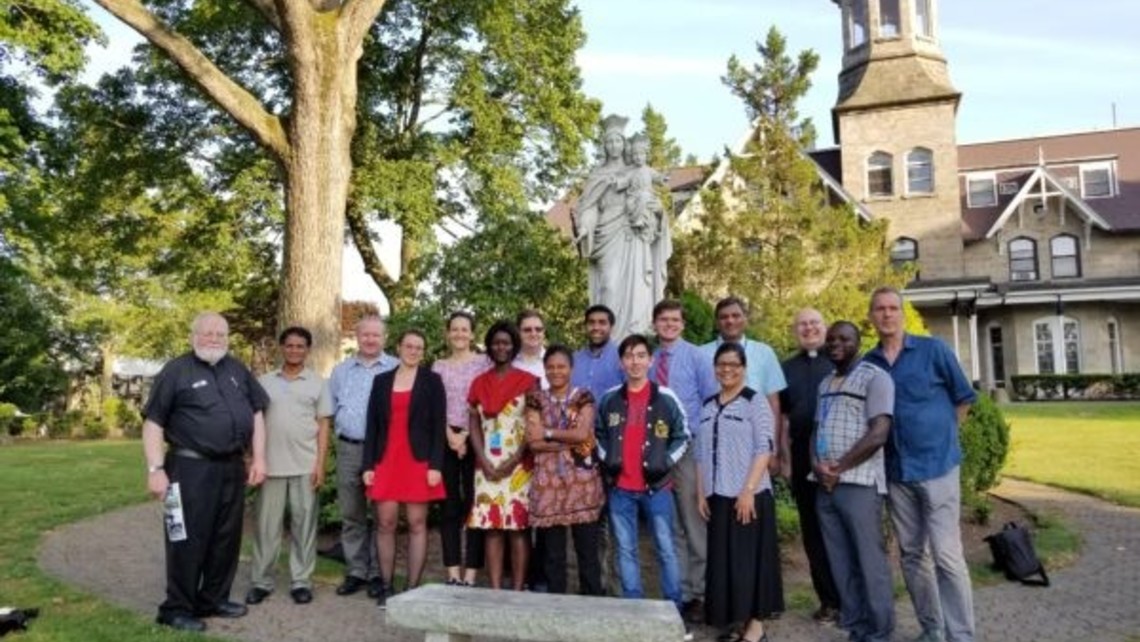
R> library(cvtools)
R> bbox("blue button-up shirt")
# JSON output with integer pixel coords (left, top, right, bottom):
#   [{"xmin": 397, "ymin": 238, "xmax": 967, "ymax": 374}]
[
  {"xmin": 571, "ymin": 341, "xmax": 624, "ymax": 403},
  {"xmin": 864, "ymin": 334, "xmax": 976, "ymax": 483},
  {"xmin": 328, "ymin": 353, "xmax": 398, "ymax": 440},
  {"xmin": 651, "ymin": 338, "xmax": 718, "ymax": 438},
  {"xmin": 699, "ymin": 336, "xmax": 787, "ymax": 397}
]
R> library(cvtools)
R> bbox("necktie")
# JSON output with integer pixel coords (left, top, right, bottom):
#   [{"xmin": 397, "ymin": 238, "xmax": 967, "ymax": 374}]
[{"xmin": 657, "ymin": 349, "xmax": 670, "ymax": 387}]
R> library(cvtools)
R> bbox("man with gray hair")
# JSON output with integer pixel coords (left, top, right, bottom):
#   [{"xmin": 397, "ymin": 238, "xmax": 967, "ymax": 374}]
[
  {"xmin": 143, "ymin": 312, "xmax": 270, "ymax": 632},
  {"xmin": 328, "ymin": 315, "xmax": 398, "ymax": 598}
]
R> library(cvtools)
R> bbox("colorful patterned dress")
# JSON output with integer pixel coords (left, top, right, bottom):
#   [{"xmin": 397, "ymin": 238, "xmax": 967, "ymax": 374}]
[
  {"xmin": 527, "ymin": 387, "xmax": 604, "ymax": 528},
  {"xmin": 466, "ymin": 368, "xmax": 537, "ymax": 530}
]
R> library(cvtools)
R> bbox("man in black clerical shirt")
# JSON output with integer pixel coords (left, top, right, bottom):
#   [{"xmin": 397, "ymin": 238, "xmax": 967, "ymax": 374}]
[
  {"xmin": 143, "ymin": 312, "xmax": 270, "ymax": 632},
  {"xmin": 778, "ymin": 307, "xmax": 841, "ymax": 623}
]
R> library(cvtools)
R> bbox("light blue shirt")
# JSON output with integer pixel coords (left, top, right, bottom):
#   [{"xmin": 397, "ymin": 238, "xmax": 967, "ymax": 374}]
[
  {"xmin": 570, "ymin": 341, "xmax": 624, "ymax": 403},
  {"xmin": 700, "ymin": 336, "xmax": 787, "ymax": 397},
  {"xmin": 328, "ymin": 353, "xmax": 398, "ymax": 440},
  {"xmin": 650, "ymin": 338, "xmax": 718, "ymax": 438}
]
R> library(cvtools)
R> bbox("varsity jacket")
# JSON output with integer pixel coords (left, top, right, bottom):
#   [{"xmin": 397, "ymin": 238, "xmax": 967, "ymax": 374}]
[{"xmin": 595, "ymin": 382, "xmax": 690, "ymax": 491}]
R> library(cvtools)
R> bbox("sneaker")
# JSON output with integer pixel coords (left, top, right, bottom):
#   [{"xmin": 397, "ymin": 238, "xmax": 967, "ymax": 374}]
[{"xmin": 682, "ymin": 623, "xmax": 695, "ymax": 642}]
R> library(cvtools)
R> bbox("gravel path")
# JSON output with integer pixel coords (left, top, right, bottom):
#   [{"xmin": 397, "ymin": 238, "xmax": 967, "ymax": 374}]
[{"xmin": 37, "ymin": 478, "xmax": 1140, "ymax": 641}]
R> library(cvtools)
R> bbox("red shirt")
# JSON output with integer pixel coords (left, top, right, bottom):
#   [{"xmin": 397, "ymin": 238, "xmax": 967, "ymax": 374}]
[{"xmin": 616, "ymin": 384, "xmax": 650, "ymax": 492}]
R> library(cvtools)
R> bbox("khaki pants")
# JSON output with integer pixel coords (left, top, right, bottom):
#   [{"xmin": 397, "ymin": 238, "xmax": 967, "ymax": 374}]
[{"xmin": 250, "ymin": 475, "xmax": 318, "ymax": 590}]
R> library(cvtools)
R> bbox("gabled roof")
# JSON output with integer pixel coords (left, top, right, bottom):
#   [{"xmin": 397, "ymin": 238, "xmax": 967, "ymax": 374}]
[
  {"xmin": 981, "ymin": 165, "xmax": 1111, "ymax": 239},
  {"xmin": 959, "ymin": 127, "xmax": 1140, "ymax": 237}
]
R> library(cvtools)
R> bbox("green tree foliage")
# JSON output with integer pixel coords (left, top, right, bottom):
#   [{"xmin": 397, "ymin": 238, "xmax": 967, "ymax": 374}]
[
  {"xmin": 0, "ymin": 258, "xmax": 68, "ymax": 411},
  {"xmin": 641, "ymin": 103, "xmax": 682, "ymax": 169},
  {"xmin": 672, "ymin": 27, "xmax": 907, "ymax": 355},
  {"xmin": 432, "ymin": 212, "xmax": 587, "ymax": 346}
]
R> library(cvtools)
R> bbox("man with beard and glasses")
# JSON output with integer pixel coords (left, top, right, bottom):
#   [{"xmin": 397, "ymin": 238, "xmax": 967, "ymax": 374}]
[{"xmin": 143, "ymin": 312, "xmax": 270, "ymax": 633}]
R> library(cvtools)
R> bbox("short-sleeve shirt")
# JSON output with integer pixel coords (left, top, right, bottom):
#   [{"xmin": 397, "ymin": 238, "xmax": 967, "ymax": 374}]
[
  {"xmin": 258, "ymin": 367, "xmax": 333, "ymax": 477},
  {"xmin": 432, "ymin": 354, "xmax": 492, "ymax": 428},
  {"xmin": 814, "ymin": 361, "xmax": 894, "ymax": 493},
  {"xmin": 695, "ymin": 388, "xmax": 774, "ymax": 498},
  {"xmin": 700, "ymin": 337, "xmax": 787, "ymax": 397},
  {"xmin": 144, "ymin": 352, "xmax": 270, "ymax": 458},
  {"xmin": 329, "ymin": 353, "xmax": 398, "ymax": 441},
  {"xmin": 863, "ymin": 334, "xmax": 977, "ymax": 483}
]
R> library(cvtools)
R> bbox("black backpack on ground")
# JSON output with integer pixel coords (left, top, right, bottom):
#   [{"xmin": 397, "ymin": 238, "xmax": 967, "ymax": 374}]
[{"xmin": 984, "ymin": 521, "xmax": 1050, "ymax": 586}]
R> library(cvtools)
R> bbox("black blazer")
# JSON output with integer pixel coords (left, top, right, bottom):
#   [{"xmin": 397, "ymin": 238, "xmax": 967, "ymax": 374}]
[{"xmin": 362, "ymin": 366, "xmax": 446, "ymax": 473}]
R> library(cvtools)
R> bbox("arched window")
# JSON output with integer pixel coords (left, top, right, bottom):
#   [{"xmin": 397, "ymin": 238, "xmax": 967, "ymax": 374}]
[
  {"xmin": 867, "ymin": 151, "xmax": 893, "ymax": 197},
  {"xmin": 906, "ymin": 148, "xmax": 934, "ymax": 194},
  {"xmin": 1050, "ymin": 234, "xmax": 1080, "ymax": 278},
  {"xmin": 1034, "ymin": 316, "xmax": 1080, "ymax": 374},
  {"xmin": 880, "ymin": 0, "xmax": 901, "ymax": 38},
  {"xmin": 1009, "ymin": 237, "xmax": 1038, "ymax": 281},
  {"xmin": 915, "ymin": 0, "xmax": 933, "ymax": 38},
  {"xmin": 890, "ymin": 237, "xmax": 918, "ymax": 269}
]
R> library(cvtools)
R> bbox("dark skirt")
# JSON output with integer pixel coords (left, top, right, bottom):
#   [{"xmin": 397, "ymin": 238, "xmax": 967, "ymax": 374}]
[{"xmin": 705, "ymin": 490, "xmax": 784, "ymax": 628}]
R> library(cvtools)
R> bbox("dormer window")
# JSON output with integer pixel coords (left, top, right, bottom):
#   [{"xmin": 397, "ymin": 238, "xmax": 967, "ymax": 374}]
[
  {"xmin": 966, "ymin": 174, "xmax": 997, "ymax": 208},
  {"xmin": 880, "ymin": 0, "xmax": 901, "ymax": 38},
  {"xmin": 915, "ymin": 0, "xmax": 933, "ymax": 38},
  {"xmin": 1081, "ymin": 162, "xmax": 1115, "ymax": 199},
  {"xmin": 848, "ymin": 0, "xmax": 868, "ymax": 49},
  {"xmin": 867, "ymin": 151, "xmax": 894, "ymax": 197}
]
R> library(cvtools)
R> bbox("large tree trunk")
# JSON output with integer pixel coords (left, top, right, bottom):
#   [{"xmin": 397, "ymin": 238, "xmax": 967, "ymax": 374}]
[{"xmin": 278, "ymin": 12, "xmax": 362, "ymax": 375}]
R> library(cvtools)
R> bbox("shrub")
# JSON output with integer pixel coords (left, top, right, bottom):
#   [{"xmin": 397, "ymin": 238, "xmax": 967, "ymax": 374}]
[
  {"xmin": 0, "ymin": 402, "xmax": 19, "ymax": 436},
  {"xmin": 1011, "ymin": 373, "xmax": 1140, "ymax": 400},
  {"xmin": 103, "ymin": 397, "xmax": 143, "ymax": 438},
  {"xmin": 959, "ymin": 394, "xmax": 1010, "ymax": 521},
  {"xmin": 81, "ymin": 412, "xmax": 109, "ymax": 440},
  {"xmin": 772, "ymin": 479, "xmax": 800, "ymax": 543},
  {"xmin": 680, "ymin": 290, "xmax": 716, "ymax": 345}
]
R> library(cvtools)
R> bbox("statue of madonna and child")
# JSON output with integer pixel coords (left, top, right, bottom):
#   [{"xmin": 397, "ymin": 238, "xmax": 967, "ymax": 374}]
[{"xmin": 572, "ymin": 114, "xmax": 671, "ymax": 338}]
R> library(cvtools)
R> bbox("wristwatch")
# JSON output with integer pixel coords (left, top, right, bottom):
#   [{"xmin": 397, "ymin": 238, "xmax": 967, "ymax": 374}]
[
  {"xmin": 543, "ymin": 429, "xmax": 553, "ymax": 442},
  {"xmin": 147, "ymin": 464, "xmax": 164, "ymax": 474}
]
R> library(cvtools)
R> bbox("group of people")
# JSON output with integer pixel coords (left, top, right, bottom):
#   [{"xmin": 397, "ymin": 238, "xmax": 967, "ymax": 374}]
[{"xmin": 142, "ymin": 285, "xmax": 978, "ymax": 642}]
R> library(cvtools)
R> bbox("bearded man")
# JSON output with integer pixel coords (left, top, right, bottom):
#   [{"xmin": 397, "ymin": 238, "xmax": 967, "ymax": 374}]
[{"xmin": 142, "ymin": 311, "xmax": 270, "ymax": 632}]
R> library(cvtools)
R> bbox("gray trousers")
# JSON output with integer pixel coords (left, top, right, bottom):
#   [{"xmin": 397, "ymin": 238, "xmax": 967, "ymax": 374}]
[
  {"xmin": 336, "ymin": 439, "xmax": 378, "ymax": 580},
  {"xmin": 889, "ymin": 466, "xmax": 974, "ymax": 642},
  {"xmin": 250, "ymin": 475, "xmax": 318, "ymax": 590},
  {"xmin": 671, "ymin": 451, "xmax": 706, "ymax": 602},
  {"xmin": 817, "ymin": 484, "xmax": 894, "ymax": 642}
]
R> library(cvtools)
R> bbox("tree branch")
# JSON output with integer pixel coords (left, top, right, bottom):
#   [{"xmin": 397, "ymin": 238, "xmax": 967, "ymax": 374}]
[
  {"xmin": 345, "ymin": 199, "xmax": 398, "ymax": 293},
  {"xmin": 91, "ymin": 0, "xmax": 290, "ymax": 161},
  {"xmin": 343, "ymin": 0, "xmax": 388, "ymax": 51},
  {"xmin": 243, "ymin": 0, "xmax": 282, "ymax": 31}
]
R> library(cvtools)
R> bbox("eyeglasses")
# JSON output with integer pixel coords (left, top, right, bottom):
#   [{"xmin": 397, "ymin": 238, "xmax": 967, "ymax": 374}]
[
  {"xmin": 521, "ymin": 326, "xmax": 545, "ymax": 334},
  {"xmin": 715, "ymin": 361, "xmax": 744, "ymax": 369}
]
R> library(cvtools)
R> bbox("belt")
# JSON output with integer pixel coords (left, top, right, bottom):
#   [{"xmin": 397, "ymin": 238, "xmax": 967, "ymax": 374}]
[
  {"xmin": 171, "ymin": 447, "xmax": 242, "ymax": 461},
  {"xmin": 338, "ymin": 435, "xmax": 364, "ymax": 445}
]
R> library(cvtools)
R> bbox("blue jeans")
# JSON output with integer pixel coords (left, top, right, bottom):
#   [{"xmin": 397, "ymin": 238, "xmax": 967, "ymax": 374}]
[{"xmin": 608, "ymin": 487, "xmax": 682, "ymax": 610}]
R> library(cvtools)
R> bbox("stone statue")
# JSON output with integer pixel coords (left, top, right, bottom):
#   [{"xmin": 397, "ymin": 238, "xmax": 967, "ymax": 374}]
[{"xmin": 572, "ymin": 115, "xmax": 672, "ymax": 338}]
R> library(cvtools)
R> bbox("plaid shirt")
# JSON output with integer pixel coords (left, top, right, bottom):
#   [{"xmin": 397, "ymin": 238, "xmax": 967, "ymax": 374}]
[{"xmin": 813, "ymin": 361, "xmax": 894, "ymax": 493}]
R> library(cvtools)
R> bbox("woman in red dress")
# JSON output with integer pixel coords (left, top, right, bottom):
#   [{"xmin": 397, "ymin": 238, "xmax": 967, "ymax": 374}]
[{"xmin": 362, "ymin": 329, "xmax": 446, "ymax": 607}]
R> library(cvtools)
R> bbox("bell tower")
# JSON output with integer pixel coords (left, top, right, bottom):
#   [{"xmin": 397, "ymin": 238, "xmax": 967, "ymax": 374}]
[{"xmin": 831, "ymin": 0, "xmax": 964, "ymax": 280}]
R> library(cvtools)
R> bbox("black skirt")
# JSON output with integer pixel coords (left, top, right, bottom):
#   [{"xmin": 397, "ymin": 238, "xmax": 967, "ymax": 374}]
[{"xmin": 704, "ymin": 490, "xmax": 784, "ymax": 628}]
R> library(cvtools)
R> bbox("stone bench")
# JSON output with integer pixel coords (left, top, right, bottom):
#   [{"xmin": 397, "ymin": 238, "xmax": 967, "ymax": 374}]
[{"xmin": 386, "ymin": 584, "xmax": 685, "ymax": 642}]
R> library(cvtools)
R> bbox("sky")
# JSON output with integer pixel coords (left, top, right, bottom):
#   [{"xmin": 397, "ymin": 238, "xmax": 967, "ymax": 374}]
[{"xmin": 80, "ymin": 0, "xmax": 1140, "ymax": 307}]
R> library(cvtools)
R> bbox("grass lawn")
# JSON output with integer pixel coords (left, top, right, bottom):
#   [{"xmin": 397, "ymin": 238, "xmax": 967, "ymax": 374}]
[
  {"xmin": 0, "ymin": 439, "xmax": 230, "ymax": 641},
  {"xmin": 1000, "ymin": 401, "xmax": 1140, "ymax": 508}
]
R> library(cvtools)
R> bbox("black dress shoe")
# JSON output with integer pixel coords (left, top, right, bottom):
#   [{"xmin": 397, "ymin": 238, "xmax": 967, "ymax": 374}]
[
  {"xmin": 290, "ymin": 587, "xmax": 313, "ymax": 604},
  {"xmin": 156, "ymin": 613, "xmax": 207, "ymax": 632},
  {"xmin": 366, "ymin": 577, "xmax": 385, "ymax": 599},
  {"xmin": 336, "ymin": 575, "xmax": 366, "ymax": 596},
  {"xmin": 205, "ymin": 601, "xmax": 248, "ymax": 618},
  {"xmin": 245, "ymin": 587, "xmax": 271, "ymax": 605}
]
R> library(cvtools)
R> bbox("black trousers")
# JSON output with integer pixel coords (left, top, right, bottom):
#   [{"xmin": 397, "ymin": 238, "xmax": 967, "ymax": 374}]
[
  {"xmin": 540, "ymin": 521, "xmax": 603, "ymax": 596},
  {"xmin": 440, "ymin": 446, "xmax": 484, "ymax": 569},
  {"xmin": 159, "ymin": 454, "xmax": 245, "ymax": 618},
  {"xmin": 792, "ymin": 472, "xmax": 841, "ymax": 611}
]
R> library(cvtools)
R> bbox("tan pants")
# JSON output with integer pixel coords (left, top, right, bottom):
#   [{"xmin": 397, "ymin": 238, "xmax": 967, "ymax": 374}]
[{"xmin": 250, "ymin": 475, "xmax": 318, "ymax": 590}]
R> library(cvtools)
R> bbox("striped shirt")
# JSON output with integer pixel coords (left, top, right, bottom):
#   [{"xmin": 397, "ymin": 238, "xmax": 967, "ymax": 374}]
[
  {"xmin": 813, "ymin": 361, "xmax": 894, "ymax": 492},
  {"xmin": 695, "ymin": 388, "xmax": 774, "ymax": 497}
]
